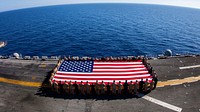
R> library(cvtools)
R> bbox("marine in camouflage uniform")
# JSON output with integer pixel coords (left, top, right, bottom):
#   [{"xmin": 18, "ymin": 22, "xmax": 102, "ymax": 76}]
[
  {"xmin": 69, "ymin": 81, "xmax": 74, "ymax": 95},
  {"xmin": 100, "ymin": 81, "xmax": 106, "ymax": 94},
  {"xmin": 85, "ymin": 81, "xmax": 90, "ymax": 95},
  {"xmin": 111, "ymin": 80, "xmax": 116, "ymax": 95},
  {"xmin": 144, "ymin": 79, "xmax": 149, "ymax": 92},
  {"xmin": 79, "ymin": 81, "xmax": 85, "ymax": 95},
  {"xmin": 118, "ymin": 81, "xmax": 122, "ymax": 95},
  {"xmin": 129, "ymin": 81, "xmax": 133, "ymax": 94},
  {"xmin": 63, "ymin": 81, "xmax": 69, "ymax": 94},
  {"xmin": 134, "ymin": 80, "xmax": 139, "ymax": 95},
  {"xmin": 95, "ymin": 80, "xmax": 100, "ymax": 95},
  {"xmin": 53, "ymin": 81, "xmax": 59, "ymax": 94},
  {"xmin": 150, "ymin": 80, "xmax": 154, "ymax": 91}
]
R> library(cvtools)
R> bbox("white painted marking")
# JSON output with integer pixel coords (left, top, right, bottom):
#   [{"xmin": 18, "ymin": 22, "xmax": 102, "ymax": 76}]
[
  {"xmin": 179, "ymin": 65, "xmax": 200, "ymax": 70},
  {"xmin": 138, "ymin": 94, "xmax": 182, "ymax": 112}
]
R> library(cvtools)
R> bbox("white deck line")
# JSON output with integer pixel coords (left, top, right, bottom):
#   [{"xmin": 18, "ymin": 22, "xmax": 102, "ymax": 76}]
[
  {"xmin": 179, "ymin": 65, "xmax": 200, "ymax": 70},
  {"xmin": 138, "ymin": 94, "xmax": 182, "ymax": 112}
]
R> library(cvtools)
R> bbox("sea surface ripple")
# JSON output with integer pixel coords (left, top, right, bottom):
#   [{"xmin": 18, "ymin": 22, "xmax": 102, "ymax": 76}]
[{"xmin": 0, "ymin": 4, "xmax": 200, "ymax": 57}]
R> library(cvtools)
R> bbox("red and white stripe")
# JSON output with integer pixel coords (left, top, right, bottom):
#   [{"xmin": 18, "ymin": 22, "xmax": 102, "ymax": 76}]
[{"xmin": 52, "ymin": 61, "xmax": 152, "ymax": 84}]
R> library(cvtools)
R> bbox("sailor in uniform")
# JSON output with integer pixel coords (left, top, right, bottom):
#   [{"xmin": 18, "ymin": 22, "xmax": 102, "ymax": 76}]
[
  {"xmin": 144, "ymin": 79, "xmax": 149, "ymax": 92},
  {"xmin": 118, "ymin": 81, "xmax": 122, "ymax": 95},
  {"xmin": 95, "ymin": 80, "xmax": 100, "ymax": 95},
  {"xmin": 53, "ymin": 81, "xmax": 59, "ymax": 94},
  {"xmin": 139, "ymin": 78, "xmax": 144, "ymax": 92},
  {"xmin": 106, "ymin": 82, "xmax": 111, "ymax": 95},
  {"xmin": 51, "ymin": 73, "xmax": 55, "ymax": 77},
  {"xmin": 91, "ymin": 83, "xmax": 95, "ymax": 95},
  {"xmin": 129, "ymin": 81, "xmax": 133, "ymax": 94},
  {"xmin": 100, "ymin": 81, "xmax": 105, "ymax": 94},
  {"xmin": 150, "ymin": 80, "xmax": 154, "ymax": 91},
  {"xmin": 85, "ymin": 81, "xmax": 90, "ymax": 95},
  {"xmin": 49, "ymin": 77, "xmax": 54, "ymax": 91},
  {"xmin": 153, "ymin": 75, "xmax": 158, "ymax": 89},
  {"xmin": 59, "ymin": 80, "xmax": 64, "ymax": 94},
  {"xmin": 111, "ymin": 80, "xmax": 116, "ymax": 95},
  {"xmin": 79, "ymin": 81, "xmax": 85, "ymax": 95},
  {"xmin": 123, "ymin": 80, "xmax": 129, "ymax": 95},
  {"xmin": 74, "ymin": 81, "xmax": 78, "ymax": 95},
  {"xmin": 69, "ymin": 81, "xmax": 74, "ymax": 95},
  {"xmin": 63, "ymin": 81, "xmax": 69, "ymax": 94},
  {"xmin": 134, "ymin": 80, "xmax": 139, "ymax": 95},
  {"xmin": 53, "ymin": 67, "xmax": 58, "ymax": 73}
]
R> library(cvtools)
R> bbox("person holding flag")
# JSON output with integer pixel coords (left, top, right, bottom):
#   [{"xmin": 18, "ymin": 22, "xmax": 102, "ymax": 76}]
[
  {"xmin": 118, "ymin": 81, "xmax": 123, "ymax": 95},
  {"xmin": 79, "ymin": 81, "xmax": 85, "ymax": 95},
  {"xmin": 144, "ymin": 79, "xmax": 149, "ymax": 92},
  {"xmin": 63, "ymin": 81, "xmax": 69, "ymax": 94},
  {"xmin": 95, "ymin": 80, "xmax": 100, "ymax": 95},
  {"xmin": 85, "ymin": 81, "xmax": 91, "ymax": 95},
  {"xmin": 100, "ymin": 81, "xmax": 106, "ymax": 94},
  {"xmin": 111, "ymin": 80, "xmax": 117, "ymax": 95},
  {"xmin": 129, "ymin": 81, "xmax": 134, "ymax": 94},
  {"xmin": 134, "ymin": 80, "xmax": 139, "ymax": 95}
]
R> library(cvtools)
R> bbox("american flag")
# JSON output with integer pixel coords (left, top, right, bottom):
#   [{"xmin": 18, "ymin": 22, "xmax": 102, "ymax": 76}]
[{"xmin": 52, "ymin": 60, "xmax": 152, "ymax": 84}]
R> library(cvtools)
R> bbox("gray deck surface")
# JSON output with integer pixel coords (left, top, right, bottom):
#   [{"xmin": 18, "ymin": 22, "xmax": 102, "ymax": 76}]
[{"xmin": 0, "ymin": 56, "xmax": 200, "ymax": 112}]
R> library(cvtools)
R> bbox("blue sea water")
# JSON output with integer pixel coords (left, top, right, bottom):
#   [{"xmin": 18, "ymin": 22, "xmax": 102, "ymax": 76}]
[{"xmin": 0, "ymin": 4, "xmax": 200, "ymax": 57}]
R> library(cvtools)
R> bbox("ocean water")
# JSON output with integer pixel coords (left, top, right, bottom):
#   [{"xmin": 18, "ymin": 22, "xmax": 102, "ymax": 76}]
[{"xmin": 0, "ymin": 4, "xmax": 200, "ymax": 57}]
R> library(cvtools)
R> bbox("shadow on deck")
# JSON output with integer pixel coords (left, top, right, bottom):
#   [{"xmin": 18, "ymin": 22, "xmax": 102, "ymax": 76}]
[{"xmin": 35, "ymin": 70, "xmax": 152, "ymax": 100}]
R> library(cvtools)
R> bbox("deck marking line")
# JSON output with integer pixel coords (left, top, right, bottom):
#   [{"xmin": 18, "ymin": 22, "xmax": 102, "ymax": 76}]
[
  {"xmin": 138, "ymin": 94, "xmax": 182, "ymax": 112},
  {"xmin": 0, "ymin": 75, "xmax": 200, "ymax": 87},
  {"xmin": 157, "ymin": 75, "xmax": 200, "ymax": 87},
  {"xmin": 0, "ymin": 77, "xmax": 41, "ymax": 87},
  {"xmin": 179, "ymin": 65, "xmax": 200, "ymax": 70}
]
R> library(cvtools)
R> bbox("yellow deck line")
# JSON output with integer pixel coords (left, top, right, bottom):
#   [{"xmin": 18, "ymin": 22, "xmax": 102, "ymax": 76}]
[
  {"xmin": 0, "ymin": 75, "xmax": 200, "ymax": 88},
  {"xmin": 157, "ymin": 75, "xmax": 200, "ymax": 87},
  {"xmin": 0, "ymin": 77, "xmax": 41, "ymax": 87}
]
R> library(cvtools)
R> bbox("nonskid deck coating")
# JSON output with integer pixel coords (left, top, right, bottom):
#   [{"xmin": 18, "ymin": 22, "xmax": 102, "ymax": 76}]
[{"xmin": 0, "ymin": 56, "xmax": 200, "ymax": 112}]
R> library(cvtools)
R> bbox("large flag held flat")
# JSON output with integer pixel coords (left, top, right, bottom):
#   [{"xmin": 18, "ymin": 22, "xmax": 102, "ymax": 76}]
[{"xmin": 52, "ymin": 60, "xmax": 152, "ymax": 84}]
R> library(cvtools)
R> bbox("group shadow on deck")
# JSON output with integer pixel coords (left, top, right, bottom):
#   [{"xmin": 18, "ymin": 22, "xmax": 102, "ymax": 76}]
[{"xmin": 35, "ymin": 70, "xmax": 158, "ymax": 100}]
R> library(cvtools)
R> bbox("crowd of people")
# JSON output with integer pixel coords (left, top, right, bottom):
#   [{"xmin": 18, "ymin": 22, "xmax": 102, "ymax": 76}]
[
  {"xmin": 51, "ymin": 78, "xmax": 158, "ymax": 95},
  {"xmin": 63, "ymin": 56, "xmax": 144, "ymax": 62},
  {"xmin": 49, "ymin": 56, "xmax": 158, "ymax": 95}
]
